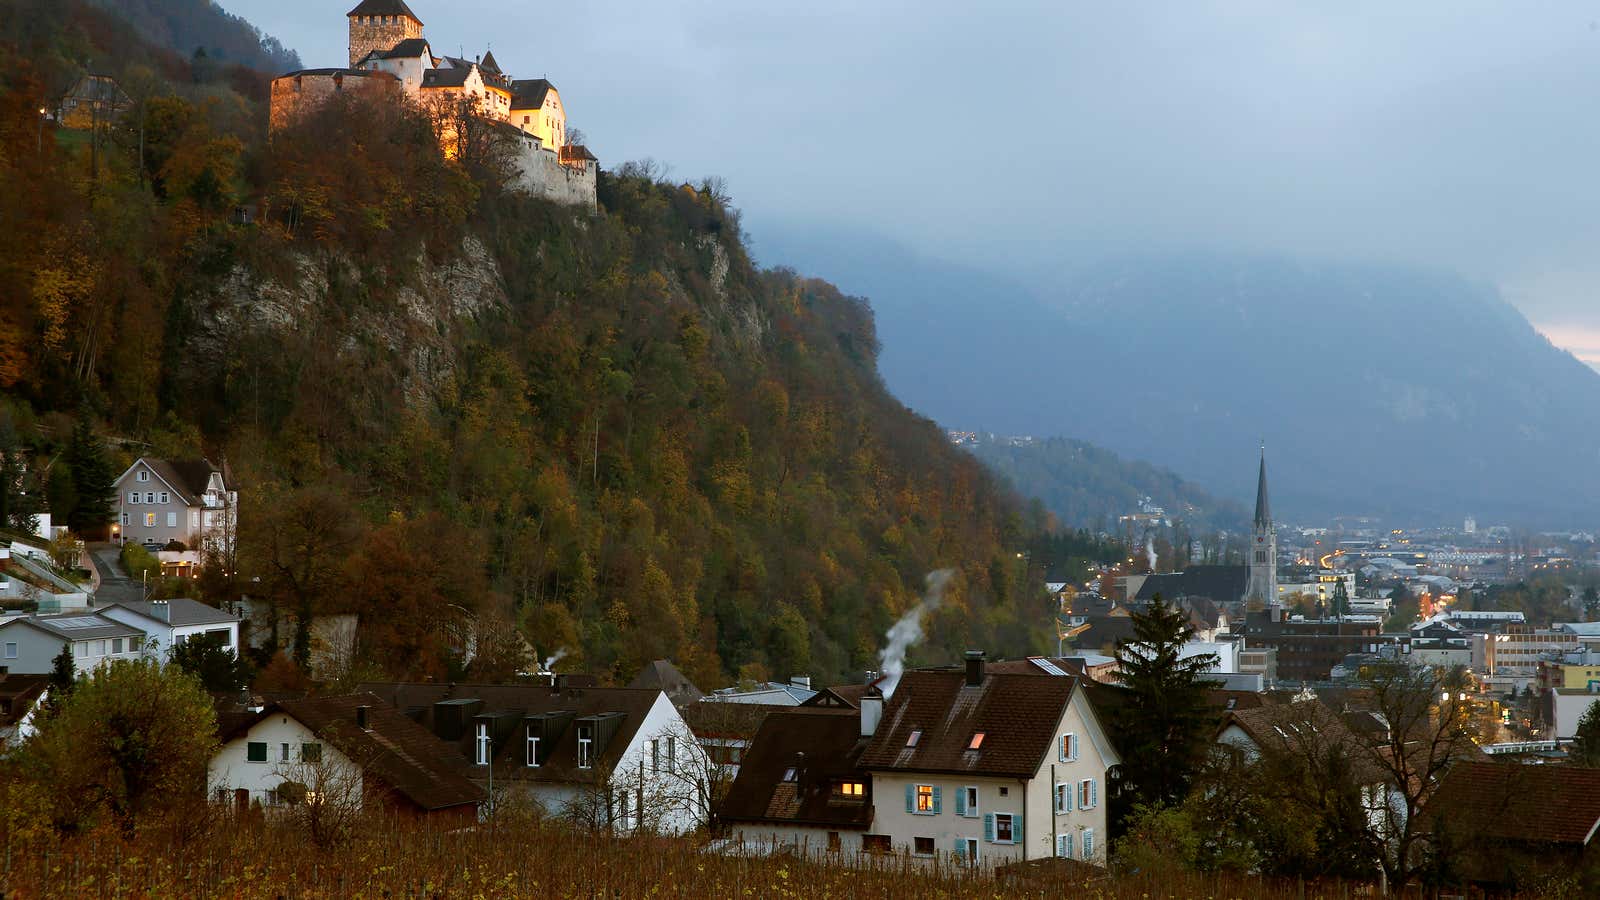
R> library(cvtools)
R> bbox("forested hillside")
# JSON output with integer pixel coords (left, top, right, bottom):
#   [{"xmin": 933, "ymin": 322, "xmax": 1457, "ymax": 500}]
[{"xmin": 0, "ymin": 0, "xmax": 1114, "ymax": 687}]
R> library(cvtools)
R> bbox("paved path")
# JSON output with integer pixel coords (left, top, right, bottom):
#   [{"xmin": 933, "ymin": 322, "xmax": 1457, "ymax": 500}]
[{"xmin": 86, "ymin": 542, "xmax": 143, "ymax": 607}]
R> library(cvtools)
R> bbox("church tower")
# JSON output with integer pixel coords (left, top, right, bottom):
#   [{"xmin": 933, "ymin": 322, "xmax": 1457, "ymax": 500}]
[
  {"xmin": 1245, "ymin": 448, "xmax": 1278, "ymax": 608},
  {"xmin": 347, "ymin": 0, "xmax": 425, "ymax": 67}
]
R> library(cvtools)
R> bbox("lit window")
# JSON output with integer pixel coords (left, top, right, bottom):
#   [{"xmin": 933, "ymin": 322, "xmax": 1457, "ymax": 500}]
[
  {"xmin": 915, "ymin": 784, "xmax": 935, "ymax": 813},
  {"xmin": 577, "ymin": 725, "xmax": 593, "ymax": 769},
  {"xmin": 833, "ymin": 781, "xmax": 864, "ymax": 798},
  {"xmin": 967, "ymin": 732, "xmax": 985, "ymax": 750},
  {"xmin": 906, "ymin": 730, "xmax": 922, "ymax": 748},
  {"xmin": 145, "ymin": 513, "xmax": 156, "ymax": 526}
]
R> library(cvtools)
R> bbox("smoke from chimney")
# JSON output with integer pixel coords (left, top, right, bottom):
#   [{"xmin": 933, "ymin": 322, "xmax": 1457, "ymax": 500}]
[
  {"xmin": 541, "ymin": 648, "xmax": 569, "ymax": 673},
  {"xmin": 1145, "ymin": 535, "xmax": 1157, "ymax": 571},
  {"xmin": 877, "ymin": 569, "xmax": 955, "ymax": 698}
]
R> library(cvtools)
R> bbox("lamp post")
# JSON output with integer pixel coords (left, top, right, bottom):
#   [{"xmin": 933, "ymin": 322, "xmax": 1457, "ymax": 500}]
[{"xmin": 37, "ymin": 107, "xmax": 48, "ymax": 153}]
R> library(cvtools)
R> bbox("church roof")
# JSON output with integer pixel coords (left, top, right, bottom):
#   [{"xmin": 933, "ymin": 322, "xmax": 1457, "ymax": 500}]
[
  {"xmin": 1254, "ymin": 451, "xmax": 1271, "ymax": 526},
  {"xmin": 1135, "ymin": 565, "xmax": 1251, "ymax": 608},
  {"xmin": 347, "ymin": 0, "xmax": 423, "ymax": 25}
]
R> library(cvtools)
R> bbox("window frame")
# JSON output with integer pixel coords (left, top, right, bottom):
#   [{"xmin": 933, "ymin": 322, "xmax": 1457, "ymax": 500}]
[
  {"xmin": 993, "ymin": 812, "xmax": 1016, "ymax": 844},
  {"xmin": 1054, "ymin": 781, "xmax": 1071, "ymax": 814},
  {"xmin": 577, "ymin": 725, "xmax": 594, "ymax": 769},
  {"xmin": 526, "ymin": 731, "xmax": 539, "ymax": 767},
  {"xmin": 963, "ymin": 785, "xmax": 979, "ymax": 817},
  {"xmin": 475, "ymin": 721, "xmax": 491, "ymax": 766},
  {"xmin": 246, "ymin": 741, "xmax": 268, "ymax": 763},
  {"xmin": 2, "ymin": 642, "xmax": 15, "ymax": 659},
  {"xmin": 302, "ymin": 743, "xmax": 322, "ymax": 763},
  {"xmin": 912, "ymin": 836, "xmax": 936, "ymax": 857},
  {"xmin": 914, "ymin": 783, "xmax": 935, "ymax": 814}
]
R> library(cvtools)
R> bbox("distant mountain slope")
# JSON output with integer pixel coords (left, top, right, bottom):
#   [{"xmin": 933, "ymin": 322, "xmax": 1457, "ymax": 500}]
[
  {"xmin": 962, "ymin": 435, "xmax": 1247, "ymax": 533},
  {"xmin": 756, "ymin": 225, "xmax": 1600, "ymax": 525},
  {"xmin": 87, "ymin": 0, "xmax": 299, "ymax": 71}
]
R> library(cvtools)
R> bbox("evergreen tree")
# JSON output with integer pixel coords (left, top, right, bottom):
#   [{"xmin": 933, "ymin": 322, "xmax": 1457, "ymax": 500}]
[
  {"xmin": 1111, "ymin": 594, "xmax": 1221, "ymax": 834},
  {"xmin": 0, "ymin": 415, "xmax": 38, "ymax": 533},
  {"xmin": 170, "ymin": 634, "xmax": 254, "ymax": 693},
  {"xmin": 1573, "ymin": 702, "xmax": 1600, "ymax": 767},
  {"xmin": 63, "ymin": 418, "xmax": 113, "ymax": 534},
  {"xmin": 41, "ymin": 642, "xmax": 75, "ymax": 717},
  {"xmin": 1583, "ymin": 586, "xmax": 1599, "ymax": 623}
]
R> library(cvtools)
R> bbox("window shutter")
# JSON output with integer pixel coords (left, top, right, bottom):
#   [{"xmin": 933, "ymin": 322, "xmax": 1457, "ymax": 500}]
[
  {"xmin": 932, "ymin": 786, "xmax": 942, "ymax": 815},
  {"xmin": 952, "ymin": 837, "xmax": 965, "ymax": 859},
  {"xmin": 1015, "ymin": 810, "xmax": 1023, "ymax": 845},
  {"xmin": 1064, "ymin": 833, "xmax": 1074, "ymax": 859},
  {"xmin": 983, "ymin": 813, "xmax": 995, "ymax": 843},
  {"xmin": 955, "ymin": 786, "xmax": 966, "ymax": 816},
  {"xmin": 904, "ymin": 784, "xmax": 914, "ymax": 815},
  {"xmin": 1091, "ymin": 778, "xmax": 1098, "ymax": 808},
  {"xmin": 1084, "ymin": 828, "xmax": 1094, "ymax": 858}
]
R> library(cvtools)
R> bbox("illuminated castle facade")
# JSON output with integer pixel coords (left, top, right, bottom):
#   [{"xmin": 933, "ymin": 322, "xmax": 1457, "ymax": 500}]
[{"xmin": 269, "ymin": 0, "xmax": 596, "ymax": 208}]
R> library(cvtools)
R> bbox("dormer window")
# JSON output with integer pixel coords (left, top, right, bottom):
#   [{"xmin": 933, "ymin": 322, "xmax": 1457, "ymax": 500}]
[
  {"xmin": 833, "ymin": 781, "xmax": 863, "ymax": 798},
  {"xmin": 782, "ymin": 766, "xmax": 798, "ymax": 782},
  {"xmin": 906, "ymin": 730, "xmax": 922, "ymax": 748},
  {"xmin": 967, "ymin": 732, "xmax": 986, "ymax": 750}
]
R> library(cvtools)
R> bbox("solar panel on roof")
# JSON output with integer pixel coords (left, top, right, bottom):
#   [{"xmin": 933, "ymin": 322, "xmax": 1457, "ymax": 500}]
[
  {"xmin": 50, "ymin": 617, "xmax": 108, "ymax": 629},
  {"xmin": 1029, "ymin": 657, "xmax": 1068, "ymax": 676}
]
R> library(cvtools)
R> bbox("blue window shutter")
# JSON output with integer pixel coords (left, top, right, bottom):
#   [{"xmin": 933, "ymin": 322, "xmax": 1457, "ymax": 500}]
[
  {"xmin": 955, "ymin": 787, "xmax": 967, "ymax": 816},
  {"xmin": 932, "ymin": 786, "xmax": 942, "ymax": 815},
  {"xmin": 953, "ymin": 837, "xmax": 965, "ymax": 858},
  {"xmin": 904, "ymin": 784, "xmax": 914, "ymax": 814},
  {"xmin": 983, "ymin": 813, "xmax": 995, "ymax": 842},
  {"xmin": 1071, "ymin": 733, "xmax": 1079, "ymax": 760},
  {"xmin": 1065, "ymin": 833, "xmax": 1074, "ymax": 859},
  {"xmin": 1016, "ymin": 809, "xmax": 1023, "ymax": 844},
  {"xmin": 1091, "ymin": 778, "xmax": 1098, "ymax": 808}
]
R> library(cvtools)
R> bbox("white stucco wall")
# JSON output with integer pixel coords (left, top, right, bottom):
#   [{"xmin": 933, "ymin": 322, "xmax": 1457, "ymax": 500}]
[
  {"xmin": 510, "ymin": 140, "xmax": 596, "ymax": 210},
  {"xmin": 208, "ymin": 714, "xmax": 361, "ymax": 809}
]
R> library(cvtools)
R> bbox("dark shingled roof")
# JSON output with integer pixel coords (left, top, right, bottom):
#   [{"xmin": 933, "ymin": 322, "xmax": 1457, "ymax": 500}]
[
  {"xmin": 480, "ymin": 51, "xmax": 501, "ymax": 74},
  {"xmin": 421, "ymin": 67, "xmax": 473, "ymax": 88},
  {"xmin": 1424, "ymin": 761, "xmax": 1600, "ymax": 846},
  {"xmin": 357, "ymin": 682, "xmax": 664, "ymax": 785},
  {"xmin": 1255, "ymin": 451, "xmax": 1272, "ymax": 526},
  {"xmin": 1134, "ymin": 565, "xmax": 1250, "ymax": 607},
  {"xmin": 720, "ymin": 709, "xmax": 873, "ymax": 830},
  {"xmin": 377, "ymin": 38, "xmax": 431, "ymax": 59},
  {"xmin": 347, "ymin": 0, "xmax": 422, "ymax": 24},
  {"xmin": 105, "ymin": 598, "xmax": 239, "ymax": 628},
  {"xmin": 511, "ymin": 78, "xmax": 554, "ymax": 109},
  {"xmin": 227, "ymin": 693, "xmax": 482, "ymax": 811},
  {"xmin": 859, "ymin": 670, "xmax": 1077, "ymax": 778},
  {"xmin": 278, "ymin": 68, "xmax": 397, "ymax": 80},
  {"xmin": 627, "ymin": 659, "xmax": 703, "ymax": 704},
  {"xmin": 0, "ymin": 675, "xmax": 49, "ymax": 729},
  {"xmin": 560, "ymin": 144, "xmax": 598, "ymax": 163}
]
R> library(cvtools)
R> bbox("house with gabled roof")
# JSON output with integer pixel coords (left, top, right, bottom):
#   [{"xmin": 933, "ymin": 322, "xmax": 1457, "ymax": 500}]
[
  {"xmin": 359, "ymin": 680, "xmax": 709, "ymax": 833},
  {"xmin": 210, "ymin": 692, "xmax": 483, "ymax": 824},
  {"xmin": 720, "ymin": 707, "xmax": 874, "ymax": 856},
  {"xmin": 858, "ymin": 651, "xmax": 1119, "ymax": 867},
  {"xmin": 1422, "ymin": 761, "xmax": 1600, "ymax": 889},
  {"xmin": 100, "ymin": 598, "xmax": 241, "ymax": 661},
  {"xmin": 0, "ymin": 612, "xmax": 146, "ymax": 674},
  {"xmin": 111, "ymin": 457, "xmax": 236, "ymax": 569}
]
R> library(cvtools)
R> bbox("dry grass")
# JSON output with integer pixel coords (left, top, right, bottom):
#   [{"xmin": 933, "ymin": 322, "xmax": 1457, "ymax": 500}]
[{"xmin": 0, "ymin": 818, "xmax": 1458, "ymax": 899}]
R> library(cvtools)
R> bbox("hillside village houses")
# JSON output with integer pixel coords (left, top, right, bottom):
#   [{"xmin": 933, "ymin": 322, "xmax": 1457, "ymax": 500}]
[
  {"xmin": 0, "ymin": 598, "xmax": 241, "ymax": 676},
  {"xmin": 269, "ymin": 0, "xmax": 598, "ymax": 209}
]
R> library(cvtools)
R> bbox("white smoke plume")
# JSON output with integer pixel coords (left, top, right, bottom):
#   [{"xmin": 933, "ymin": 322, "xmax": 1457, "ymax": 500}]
[
  {"xmin": 542, "ymin": 648, "xmax": 569, "ymax": 672},
  {"xmin": 878, "ymin": 569, "xmax": 956, "ymax": 698},
  {"xmin": 1145, "ymin": 535, "xmax": 1157, "ymax": 571}
]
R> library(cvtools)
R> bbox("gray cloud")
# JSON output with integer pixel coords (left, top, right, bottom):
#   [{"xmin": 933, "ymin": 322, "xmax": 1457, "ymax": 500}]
[{"xmin": 225, "ymin": 1, "xmax": 1600, "ymax": 341}]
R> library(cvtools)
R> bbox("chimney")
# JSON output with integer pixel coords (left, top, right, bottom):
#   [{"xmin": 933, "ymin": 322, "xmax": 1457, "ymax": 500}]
[
  {"xmin": 860, "ymin": 685, "xmax": 883, "ymax": 737},
  {"xmin": 355, "ymin": 705, "xmax": 371, "ymax": 731},
  {"xmin": 790, "ymin": 675, "xmax": 811, "ymax": 690},
  {"xmin": 151, "ymin": 599, "xmax": 170, "ymax": 623},
  {"xmin": 965, "ymin": 649, "xmax": 985, "ymax": 687}
]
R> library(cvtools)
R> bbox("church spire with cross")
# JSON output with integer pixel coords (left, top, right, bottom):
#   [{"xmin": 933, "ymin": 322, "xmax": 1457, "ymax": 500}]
[{"xmin": 1246, "ymin": 445, "xmax": 1278, "ymax": 608}]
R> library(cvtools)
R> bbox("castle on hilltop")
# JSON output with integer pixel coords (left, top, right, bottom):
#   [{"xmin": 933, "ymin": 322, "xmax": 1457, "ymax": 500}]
[{"xmin": 269, "ymin": 0, "xmax": 596, "ymax": 209}]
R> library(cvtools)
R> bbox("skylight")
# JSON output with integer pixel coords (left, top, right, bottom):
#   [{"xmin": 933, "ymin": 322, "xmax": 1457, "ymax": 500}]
[
  {"xmin": 1029, "ymin": 656, "xmax": 1068, "ymax": 676},
  {"xmin": 906, "ymin": 730, "xmax": 922, "ymax": 748},
  {"xmin": 967, "ymin": 732, "xmax": 986, "ymax": 750}
]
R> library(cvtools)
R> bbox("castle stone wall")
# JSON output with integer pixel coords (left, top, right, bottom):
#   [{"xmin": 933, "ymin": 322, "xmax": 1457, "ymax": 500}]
[
  {"xmin": 349, "ymin": 17, "xmax": 423, "ymax": 67},
  {"xmin": 269, "ymin": 70, "xmax": 400, "ymax": 132},
  {"xmin": 511, "ymin": 140, "xmax": 597, "ymax": 211}
]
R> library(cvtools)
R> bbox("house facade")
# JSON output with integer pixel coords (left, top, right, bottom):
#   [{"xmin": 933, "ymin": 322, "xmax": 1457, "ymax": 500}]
[
  {"xmin": 0, "ymin": 613, "xmax": 145, "ymax": 674},
  {"xmin": 360, "ymin": 680, "xmax": 709, "ymax": 834},
  {"xmin": 100, "ymin": 599, "xmax": 241, "ymax": 661},
  {"xmin": 210, "ymin": 693, "xmax": 483, "ymax": 822},
  {"xmin": 719, "ymin": 707, "xmax": 873, "ymax": 855},
  {"xmin": 857, "ymin": 654, "xmax": 1120, "ymax": 867},
  {"xmin": 111, "ymin": 457, "xmax": 236, "ymax": 565}
]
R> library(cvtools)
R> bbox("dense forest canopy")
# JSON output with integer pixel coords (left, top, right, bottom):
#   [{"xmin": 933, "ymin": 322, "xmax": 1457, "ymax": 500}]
[{"xmin": 0, "ymin": 0, "xmax": 1125, "ymax": 688}]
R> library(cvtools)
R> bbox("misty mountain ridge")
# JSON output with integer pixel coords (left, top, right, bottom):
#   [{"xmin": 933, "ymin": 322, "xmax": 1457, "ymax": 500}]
[{"xmin": 756, "ymin": 223, "xmax": 1600, "ymax": 525}]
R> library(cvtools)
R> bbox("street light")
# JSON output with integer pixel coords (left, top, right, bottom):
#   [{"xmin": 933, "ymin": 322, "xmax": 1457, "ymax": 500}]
[{"xmin": 37, "ymin": 107, "xmax": 48, "ymax": 153}]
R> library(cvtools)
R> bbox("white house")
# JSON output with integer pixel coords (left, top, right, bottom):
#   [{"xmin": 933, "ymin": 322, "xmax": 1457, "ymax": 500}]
[
  {"xmin": 210, "ymin": 692, "xmax": 483, "ymax": 822},
  {"xmin": 359, "ymin": 680, "xmax": 712, "ymax": 834},
  {"xmin": 100, "ymin": 598, "xmax": 241, "ymax": 660},
  {"xmin": 855, "ymin": 652, "xmax": 1120, "ymax": 867},
  {"xmin": 0, "ymin": 613, "xmax": 146, "ymax": 674}
]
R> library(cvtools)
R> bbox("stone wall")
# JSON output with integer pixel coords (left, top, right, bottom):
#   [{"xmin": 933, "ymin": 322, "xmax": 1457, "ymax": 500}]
[
  {"xmin": 509, "ymin": 135, "xmax": 597, "ymax": 210},
  {"xmin": 348, "ymin": 16, "xmax": 422, "ymax": 67},
  {"xmin": 268, "ymin": 70, "xmax": 400, "ymax": 132}
]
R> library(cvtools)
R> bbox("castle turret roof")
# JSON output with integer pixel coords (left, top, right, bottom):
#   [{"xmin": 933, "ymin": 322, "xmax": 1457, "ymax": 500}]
[{"xmin": 347, "ymin": 0, "xmax": 422, "ymax": 25}]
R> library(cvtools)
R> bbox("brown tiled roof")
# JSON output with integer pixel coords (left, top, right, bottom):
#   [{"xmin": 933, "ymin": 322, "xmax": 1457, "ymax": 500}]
[
  {"xmin": 231, "ymin": 693, "xmax": 483, "ymax": 811},
  {"xmin": 560, "ymin": 144, "xmax": 597, "ymax": 162},
  {"xmin": 801, "ymin": 683, "xmax": 873, "ymax": 710},
  {"xmin": 859, "ymin": 670, "xmax": 1077, "ymax": 778},
  {"xmin": 1424, "ymin": 761, "xmax": 1600, "ymax": 846},
  {"xmin": 1219, "ymin": 700, "xmax": 1387, "ymax": 783},
  {"xmin": 133, "ymin": 457, "xmax": 223, "ymax": 506},
  {"xmin": 0, "ymin": 675, "xmax": 48, "ymax": 727},
  {"xmin": 358, "ymin": 682, "xmax": 664, "ymax": 785},
  {"xmin": 347, "ymin": 0, "xmax": 422, "ymax": 24},
  {"xmin": 720, "ymin": 708, "xmax": 872, "ymax": 830}
]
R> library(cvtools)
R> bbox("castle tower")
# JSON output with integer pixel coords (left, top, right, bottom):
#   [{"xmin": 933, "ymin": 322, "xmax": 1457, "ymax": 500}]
[
  {"xmin": 1245, "ymin": 448, "xmax": 1278, "ymax": 608},
  {"xmin": 347, "ymin": 0, "xmax": 424, "ymax": 67}
]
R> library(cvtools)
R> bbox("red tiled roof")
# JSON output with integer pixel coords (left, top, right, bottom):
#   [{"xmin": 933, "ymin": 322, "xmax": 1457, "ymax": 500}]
[
  {"xmin": 859, "ymin": 670, "xmax": 1077, "ymax": 778},
  {"xmin": 1424, "ymin": 761, "xmax": 1600, "ymax": 846}
]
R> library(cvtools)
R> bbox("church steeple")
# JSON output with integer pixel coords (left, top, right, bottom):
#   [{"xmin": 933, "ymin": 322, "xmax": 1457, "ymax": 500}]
[
  {"xmin": 1254, "ymin": 447, "xmax": 1271, "ymax": 527},
  {"xmin": 1246, "ymin": 446, "xmax": 1278, "ymax": 608}
]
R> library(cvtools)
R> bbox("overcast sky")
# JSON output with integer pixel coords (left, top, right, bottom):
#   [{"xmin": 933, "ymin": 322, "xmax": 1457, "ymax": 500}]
[{"xmin": 227, "ymin": 1, "xmax": 1600, "ymax": 364}]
